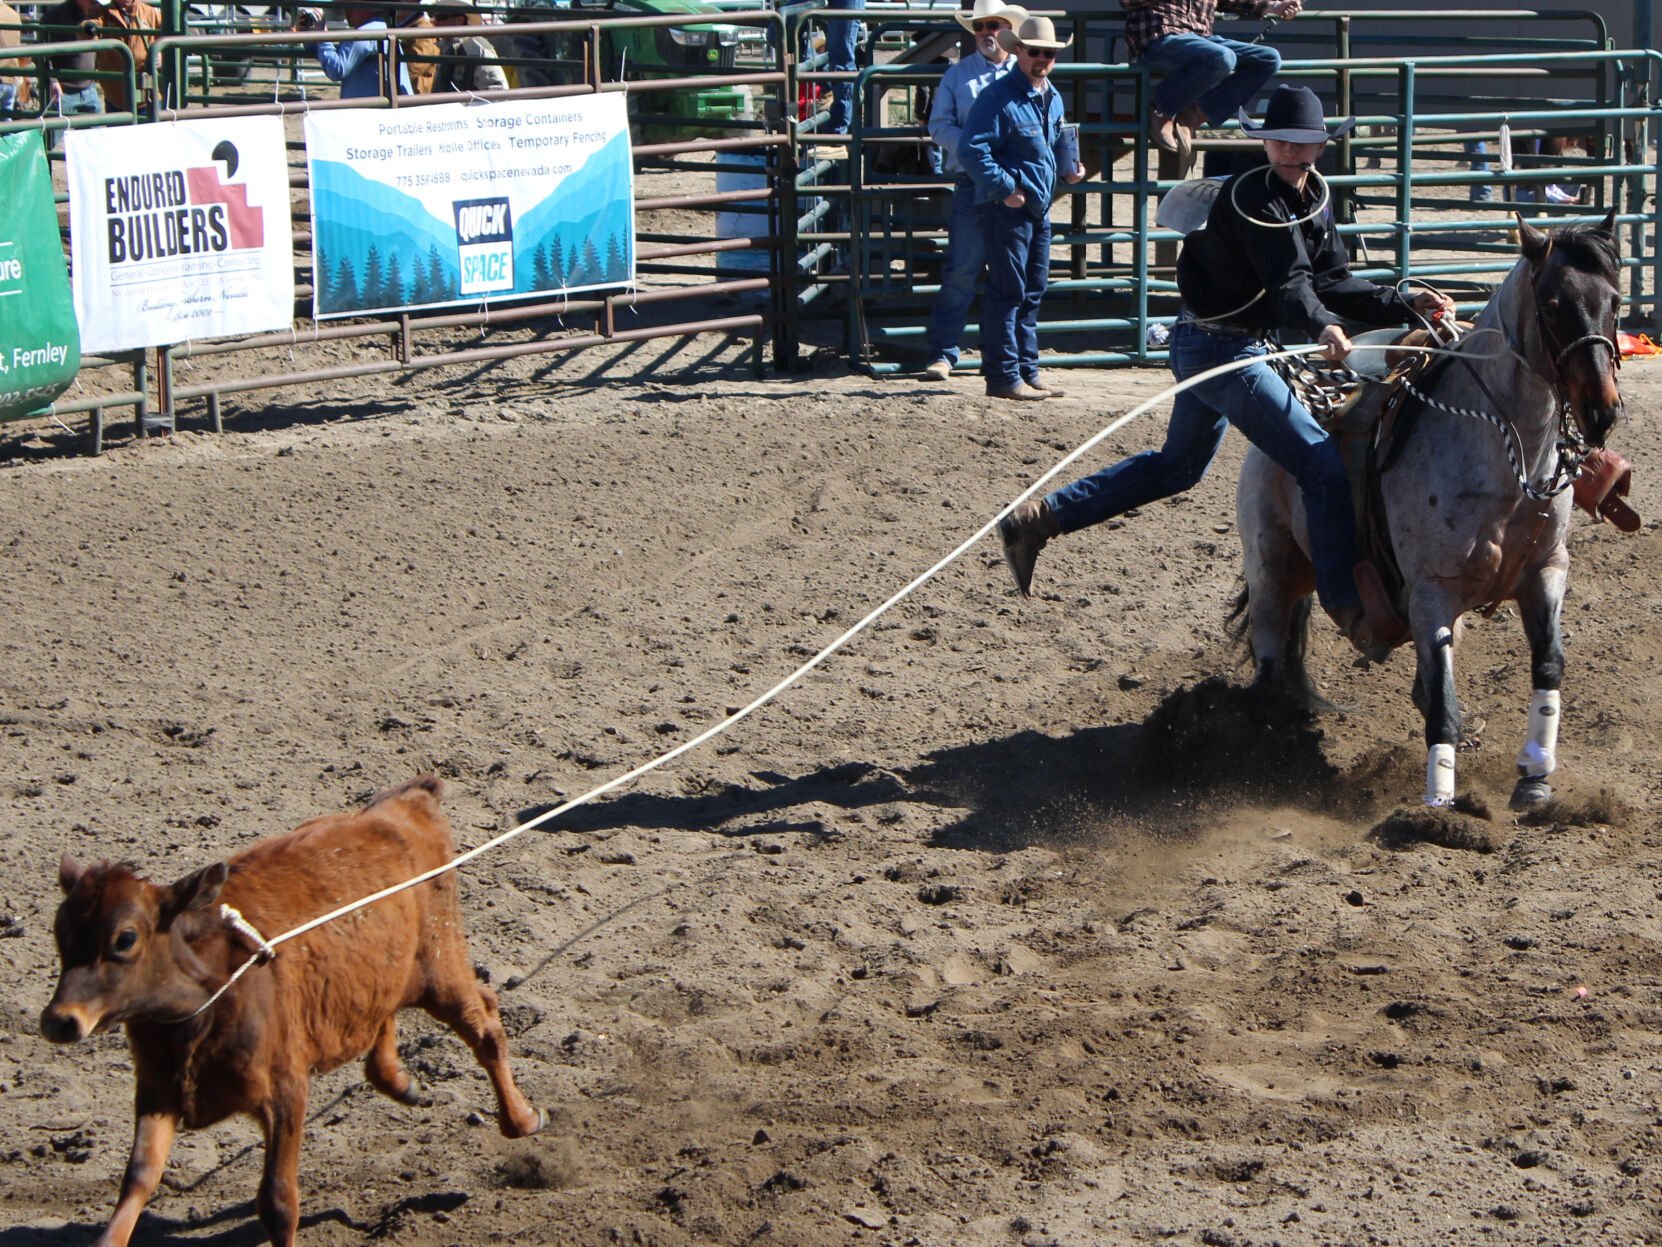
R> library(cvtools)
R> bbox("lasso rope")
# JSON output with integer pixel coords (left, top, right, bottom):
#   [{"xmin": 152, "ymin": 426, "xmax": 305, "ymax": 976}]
[
  {"xmin": 1229, "ymin": 163, "xmax": 1332, "ymax": 230},
  {"xmin": 184, "ymin": 336, "xmax": 1521, "ymax": 1021}
]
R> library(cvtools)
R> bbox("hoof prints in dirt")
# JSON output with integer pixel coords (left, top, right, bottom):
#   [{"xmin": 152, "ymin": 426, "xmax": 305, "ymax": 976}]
[{"xmin": 1138, "ymin": 676, "xmax": 1335, "ymax": 798}]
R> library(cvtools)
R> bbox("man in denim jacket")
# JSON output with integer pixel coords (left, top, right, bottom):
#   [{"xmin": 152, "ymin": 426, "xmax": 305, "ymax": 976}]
[
  {"xmin": 958, "ymin": 13, "xmax": 1084, "ymax": 401},
  {"xmin": 919, "ymin": 0, "xmax": 1026, "ymax": 383}
]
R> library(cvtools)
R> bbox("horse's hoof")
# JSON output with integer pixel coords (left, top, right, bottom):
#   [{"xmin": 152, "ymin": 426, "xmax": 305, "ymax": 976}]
[{"xmin": 1510, "ymin": 775, "xmax": 1552, "ymax": 810}]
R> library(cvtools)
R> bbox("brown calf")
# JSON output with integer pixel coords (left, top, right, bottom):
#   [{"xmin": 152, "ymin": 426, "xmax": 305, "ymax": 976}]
[{"xmin": 40, "ymin": 775, "xmax": 542, "ymax": 1247}]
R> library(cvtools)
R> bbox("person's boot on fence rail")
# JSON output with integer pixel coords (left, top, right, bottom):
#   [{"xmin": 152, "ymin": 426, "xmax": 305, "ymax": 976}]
[
  {"xmin": 1124, "ymin": 0, "xmax": 1299, "ymax": 164},
  {"xmin": 919, "ymin": 0, "xmax": 1027, "ymax": 384},
  {"xmin": 957, "ymin": 14, "xmax": 1085, "ymax": 402}
]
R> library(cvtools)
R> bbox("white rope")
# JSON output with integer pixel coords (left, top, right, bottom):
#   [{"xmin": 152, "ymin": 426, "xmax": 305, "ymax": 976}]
[
  {"xmin": 183, "ymin": 338, "xmax": 1508, "ymax": 1015},
  {"xmin": 1229, "ymin": 163, "xmax": 1331, "ymax": 230}
]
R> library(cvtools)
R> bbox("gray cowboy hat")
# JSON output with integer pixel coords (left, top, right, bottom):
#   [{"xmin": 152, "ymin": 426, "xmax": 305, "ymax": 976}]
[
  {"xmin": 1236, "ymin": 84, "xmax": 1356, "ymax": 144},
  {"xmin": 995, "ymin": 13, "xmax": 1071, "ymax": 53},
  {"xmin": 954, "ymin": 0, "xmax": 1027, "ymax": 34}
]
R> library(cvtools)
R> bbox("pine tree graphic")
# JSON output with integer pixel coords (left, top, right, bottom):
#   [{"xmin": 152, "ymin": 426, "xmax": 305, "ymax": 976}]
[
  {"xmin": 362, "ymin": 246, "xmax": 385, "ymax": 310},
  {"xmin": 331, "ymin": 257, "xmax": 360, "ymax": 312},
  {"xmin": 427, "ymin": 245, "xmax": 451, "ymax": 302}
]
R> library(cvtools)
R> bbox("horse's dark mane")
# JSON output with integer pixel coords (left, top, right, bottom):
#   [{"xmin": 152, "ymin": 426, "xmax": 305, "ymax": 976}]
[{"xmin": 1550, "ymin": 222, "xmax": 1620, "ymax": 277}]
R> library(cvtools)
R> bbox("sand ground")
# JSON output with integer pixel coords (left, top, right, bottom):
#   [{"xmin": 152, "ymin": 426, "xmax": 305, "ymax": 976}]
[{"xmin": 2, "ymin": 321, "xmax": 1662, "ymax": 1247}]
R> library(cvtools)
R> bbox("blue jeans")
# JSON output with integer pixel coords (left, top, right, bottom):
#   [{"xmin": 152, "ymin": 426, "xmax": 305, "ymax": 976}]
[
  {"xmin": 47, "ymin": 83, "xmax": 102, "ymax": 149},
  {"xmin": 1465, "ymin": 139, "xmax": 1495, "ymax": 203},
  {"xmin": 1046, "ymin": 321, "xmax": 1362, "ymax": 612},
  {"xmin": 824, "ymin": 0, "xmax": 864, "ymax": 134},
  {"xmin": 1139, "ymin": 32, "xmax": 1280, "ymax": 126},
  {"xmin": 925, "ymin": 180, "xmax": 984, "ymax": 365},
  {"xmin": 978, "ymin": 200, "xmax": 1050, "ymax": 391}
]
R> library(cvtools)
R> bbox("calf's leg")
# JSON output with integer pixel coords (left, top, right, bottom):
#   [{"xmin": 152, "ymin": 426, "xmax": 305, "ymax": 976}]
[
  {"xmin": 364, "ymin": 1015, "xmax": 424, "ymax": 1105},
  {"xmin": 96, "ymin": 1102, "xmax": 177, "ymax": 1247},
  {"xmin": 422, "ymin": 974, "xmax": 541, "ymax": 1138},
  {"xmin": 256, "ymin": 1076, "xmax": 308, "ymax": 1247}
]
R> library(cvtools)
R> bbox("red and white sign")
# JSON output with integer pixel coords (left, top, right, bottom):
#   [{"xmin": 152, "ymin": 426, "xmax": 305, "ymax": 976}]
[{"xmin": 67, "ymin": 116, "xmax": 294, "ymax": 352}]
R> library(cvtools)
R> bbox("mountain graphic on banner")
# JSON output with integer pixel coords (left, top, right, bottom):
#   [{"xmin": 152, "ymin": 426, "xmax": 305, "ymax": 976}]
[{"xmin": 311, "ymin": 133, "xmax": 634, "ymax": 316}]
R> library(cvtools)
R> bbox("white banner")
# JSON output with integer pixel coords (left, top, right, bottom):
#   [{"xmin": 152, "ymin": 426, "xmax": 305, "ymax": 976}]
[
  {"xmin": 304, "ymin": 95, "xmax": 634, "ymax": 319},
  {"xmin": 67, "ymin": 116, "xmax": 295, "ymax": 354}
]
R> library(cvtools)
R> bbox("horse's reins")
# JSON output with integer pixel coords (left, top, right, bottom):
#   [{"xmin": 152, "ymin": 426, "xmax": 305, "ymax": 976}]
[{"xmin": 1400, "ymin": 256, "xmax": 1620, "ymax": 503}]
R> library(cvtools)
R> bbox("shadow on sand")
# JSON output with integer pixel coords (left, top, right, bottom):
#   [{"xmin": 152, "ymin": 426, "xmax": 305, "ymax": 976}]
[{"xmin": 516, "ymin": 676, "xmax": 1355, "ymax": 856}]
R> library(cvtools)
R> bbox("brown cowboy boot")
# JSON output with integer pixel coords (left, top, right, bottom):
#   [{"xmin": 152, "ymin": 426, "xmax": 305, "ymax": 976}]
[
  {"xmin": 1148, "ymin": 110, "xmax": 1184, "ymax": 155},
  {"xmin": 997, "ymin": 498, "xmax": 1060, "ymax": 597}
]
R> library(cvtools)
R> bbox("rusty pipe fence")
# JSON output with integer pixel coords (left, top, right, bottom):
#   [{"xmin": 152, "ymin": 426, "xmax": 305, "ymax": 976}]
[
  {"xmin": 5, "ymin": 7, "xmax": 792, "ymax": 448},
  {"xmin": 4, "ymin": 4, "xmax": 1661, "ymax": 446},
  {"xmin": 788, "ymin": 7, "xmax": 1658, "ymax": 376}
]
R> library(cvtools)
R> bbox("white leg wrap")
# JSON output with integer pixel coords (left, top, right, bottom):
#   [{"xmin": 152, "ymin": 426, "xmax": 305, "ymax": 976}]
[
  {"xmin": 1515, "ymin": 688, "xmax": 1561, "ymax": 778},
  {"xmin": 1425, "ymin": 743, "xmax": 1457, "ymax": 807}
]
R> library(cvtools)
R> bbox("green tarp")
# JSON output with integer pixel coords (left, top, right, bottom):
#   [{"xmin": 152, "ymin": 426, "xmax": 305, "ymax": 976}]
[{"xmin": 0, "ymin": 131, "xmax": 81, "ymax": 422}]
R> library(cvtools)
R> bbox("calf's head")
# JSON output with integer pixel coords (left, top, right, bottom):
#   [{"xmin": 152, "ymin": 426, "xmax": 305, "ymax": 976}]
[{"xmin": 41, "ymin": 856, "xmax": 230, "ymax": 1043}]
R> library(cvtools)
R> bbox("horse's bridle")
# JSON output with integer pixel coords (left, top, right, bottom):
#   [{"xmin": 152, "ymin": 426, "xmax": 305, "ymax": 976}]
[{"xmin": 1422, "ymin": 254, "xmax": 1624, "ymax": 502}]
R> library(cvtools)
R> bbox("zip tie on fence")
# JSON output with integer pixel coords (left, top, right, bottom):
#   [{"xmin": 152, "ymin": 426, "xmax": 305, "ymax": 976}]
[{"xmin": 183, "ymin": 336, "xmax": 1513, "ymax": 1019}]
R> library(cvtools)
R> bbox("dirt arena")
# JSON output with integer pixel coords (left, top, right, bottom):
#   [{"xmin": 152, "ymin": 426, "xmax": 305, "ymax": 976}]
[{"xmin": 2, "ymin": 331, "xmax": 1661, "ymax": 1247}]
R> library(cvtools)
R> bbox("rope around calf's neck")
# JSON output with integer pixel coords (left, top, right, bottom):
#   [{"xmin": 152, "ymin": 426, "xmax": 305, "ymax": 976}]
[{"xmin": 183, "ymin": 337, "xmax": 1521, "ymax": 1021}]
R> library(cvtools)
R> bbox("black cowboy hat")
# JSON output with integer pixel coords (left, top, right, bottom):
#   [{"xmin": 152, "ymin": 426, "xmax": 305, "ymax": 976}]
[{"xmin": 1236, "ymin": 84, "xmax": 1356, "ymax": 144}]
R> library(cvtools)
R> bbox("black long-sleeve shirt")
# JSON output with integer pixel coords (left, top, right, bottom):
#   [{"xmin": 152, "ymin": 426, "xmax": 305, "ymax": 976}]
[
  {"xmin": 40, "ymin": 0, "xmax": 98, "ymax": 89},
  {"xmin": 1177, "ymin": 162, "xmax": 1412, "ymax": 337}
]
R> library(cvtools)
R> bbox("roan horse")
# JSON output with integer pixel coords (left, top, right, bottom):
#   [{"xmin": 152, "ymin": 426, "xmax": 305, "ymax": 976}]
[{"xmin": 1235, "ymin": 209, "xmax": 1625, "ymax": 809}]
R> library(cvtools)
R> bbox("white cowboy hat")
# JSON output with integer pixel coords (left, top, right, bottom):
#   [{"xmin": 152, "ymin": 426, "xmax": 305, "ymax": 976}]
[
  {"xmin": 954, "ymin": 0, "xmax": 1026, "ymax": 33},
  {"xmin": 995, "ymin": 13, "xmax": 1072, "ymax": 53}
]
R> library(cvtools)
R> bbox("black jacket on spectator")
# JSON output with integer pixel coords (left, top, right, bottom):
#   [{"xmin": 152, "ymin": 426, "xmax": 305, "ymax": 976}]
[{"xmin": 41, "ymin": 0, "xmax": 98, "ymax": 89}]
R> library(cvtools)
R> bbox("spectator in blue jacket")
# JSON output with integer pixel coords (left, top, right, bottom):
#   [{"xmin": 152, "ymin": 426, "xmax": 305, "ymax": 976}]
[
  {"xmin": 958, "ymin": 13, "xmax": 1084, "ymax": 401},
  {"xmin": 920, "ymin": 0, "xmax": 1027, "ymax": 382},
  {"xmin": 297, "ymin": 4, "xmax": 412, "ymax": 99}
]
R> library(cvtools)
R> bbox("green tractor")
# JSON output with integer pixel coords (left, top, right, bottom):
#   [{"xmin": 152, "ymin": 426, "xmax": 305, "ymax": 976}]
[{"xmin": 499, "ymin": 0, "xmax": 757, "ymax": 142}]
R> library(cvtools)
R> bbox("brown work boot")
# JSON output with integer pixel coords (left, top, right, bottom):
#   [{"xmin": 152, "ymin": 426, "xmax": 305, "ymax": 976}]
[
  {"xmin": 1148, "ymin": 110, "xmax": 1183, "ymax": 154},
  {"xmin": 988, "ymin": 381, "xmax": 1047, "ymax": 402},
  {"xmin": 997, "ymin": 498, "xmax": 1060, "ymax": 597}
]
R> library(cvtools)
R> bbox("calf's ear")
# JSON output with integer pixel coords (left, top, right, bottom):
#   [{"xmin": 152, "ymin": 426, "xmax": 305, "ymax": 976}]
[
  {"xmin": 163, "ymin": 862, "xmax": 230, "ymax": 917},
  {"xmin": 59, "ymin": 855, "xmax": 84, "ymax": 895}
]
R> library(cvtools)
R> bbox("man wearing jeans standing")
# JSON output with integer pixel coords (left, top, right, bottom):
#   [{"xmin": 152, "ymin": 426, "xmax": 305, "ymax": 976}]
[
  {"xmin": 958, "ymin": 13, "xmax": 1084, "ymax": 401},
  {"xmin": 41, "ymin": 0, "xmax": 109, "ymax": 141},
  {"xmin": 920, "ymin": 0, "xmax": 1026, "ymax": 382},
  {"xmin": 823, "ymin": 0, "xmax": 863, "ymax": 133},
  {"xmin": 996, "ymin": 86, "xmax": 1453, "ymax": 650},
  {"xmin": 1125, "ymin": 0, "xmax": 1299, "ymax": 160}
]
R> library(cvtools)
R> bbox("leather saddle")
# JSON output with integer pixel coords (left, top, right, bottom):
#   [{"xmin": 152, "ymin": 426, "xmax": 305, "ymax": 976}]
[{"xmin": 1322, "ymin": 327, "xmax": 1464, "ymax": 650}]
